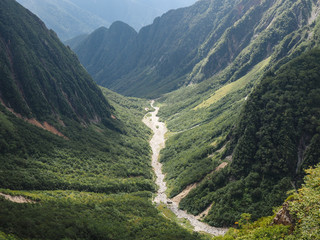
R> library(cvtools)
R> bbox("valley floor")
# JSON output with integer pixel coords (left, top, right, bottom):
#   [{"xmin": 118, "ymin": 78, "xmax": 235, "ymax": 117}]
[{"xmin": 143, "ymin": 101, "xmax": 227, "ymax": 236}]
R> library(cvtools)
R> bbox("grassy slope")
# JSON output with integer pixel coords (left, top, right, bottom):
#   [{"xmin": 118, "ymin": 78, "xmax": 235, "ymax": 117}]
[
  {"xmin": 194, "ymin": 58, "xmax": 270, "ymax": 110},
  {"xmin": 0, "ymin": 84, "xmax": 153, "ymax": 192},
  {"xmin": 157, "ymin": 11, "xmax": 320, "ymax": 226},
  {"xmin": 158, "ymin": 56, "xmax": 270, "ymax": 197},
  {"xmin": 159, "ymin": 47, "xmax": 320, "ymax": 228}
]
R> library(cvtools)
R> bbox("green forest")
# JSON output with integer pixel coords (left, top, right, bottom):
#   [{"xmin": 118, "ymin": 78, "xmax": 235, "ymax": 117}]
[
  {"xmin": 0, "ymin": 190, "xmax": 201, "ymax": 240},
  {"xmin": 0, "ymin": 86, "xmax": 202, "ymax": 239},
  {"xmin": 213, "ymin": 163, "xmax": 320, "ymax": 239},
  {"xmin": 158, "ymin": 48, "xmax": 320, "ymax": 228},
  {"xmin": 1, "ymin": 0, "xmax": 320, "ymax": 239},
  {"xmin": 0, "ymin": 0, "xmax": 203, "ymax": 239}
]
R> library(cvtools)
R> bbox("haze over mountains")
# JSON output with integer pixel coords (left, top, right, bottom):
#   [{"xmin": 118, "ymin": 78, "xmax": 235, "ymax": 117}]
[
  {"xmin": 16, "ymin": 0, "xmax": 198, "ymax": 41},
  {"xmin": 71, "ymin": 0, "xmax": 320, "ymax": 98},
  {"xmin": 1, "ymin": 0, "xmax": 320, "ymax": 239}
]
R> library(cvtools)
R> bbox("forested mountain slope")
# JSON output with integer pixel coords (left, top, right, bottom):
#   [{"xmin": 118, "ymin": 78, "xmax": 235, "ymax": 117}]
[
  {"xmin": 180, "ymin": 49, "xmax": 320, "ymax": 227},
  {"xmin": 214, "ymin": 163, "xmax": 320, "ymax": 239},
  {"xmin": 0, "ymin": 1, "xmax": 201, "ymax": 239},
  {"xmin": 0, "ymin": 0, "xmax": 150, "ymax": 207},
  {"xmin": 0, "ymin": 0, "xmax": 113, "ymax": 125},
  {"xmin": 71, "ymin": 0, "xmax": 319, "ymax": 98},
  {"xmin": 68, "ymin": 0, "xmax": 320, "ymax": 228},
  {"xmin": 157, "ymin": 20, "xmax": 320, "ymax": 229},
  {"xmin": 2, "ymin": 0, "xmax": 320, "ymax": 238}
]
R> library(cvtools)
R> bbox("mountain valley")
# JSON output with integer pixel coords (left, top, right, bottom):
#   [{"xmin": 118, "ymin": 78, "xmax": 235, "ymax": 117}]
[{"xmin": 1, "ymin": 0, "xmax": 320, "ymax": 239}]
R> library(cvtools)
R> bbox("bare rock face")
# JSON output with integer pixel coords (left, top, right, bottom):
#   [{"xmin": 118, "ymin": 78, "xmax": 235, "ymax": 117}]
[{"xmin": 273, "ymin": 202, "xmax": 293, "ymax": 226}]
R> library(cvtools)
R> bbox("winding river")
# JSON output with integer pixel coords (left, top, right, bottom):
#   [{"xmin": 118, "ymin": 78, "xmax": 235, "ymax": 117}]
[{"xmin": 143, "ymin": 100, "xmax": 227, "ymax": 236}]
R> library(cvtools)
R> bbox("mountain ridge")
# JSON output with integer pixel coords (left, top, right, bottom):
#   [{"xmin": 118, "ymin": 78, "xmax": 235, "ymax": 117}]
[
  {"xmin": 17, "ymin": 0, "xmax": 198, "ymax": 41},
  {"xmin": 0, "ymin": 2, "xmax": 204, "ymax": 239},
  {"xmin": 1, "ymin": 0, "xmax": 320, "ymax": 238},
  {"xmin": 0, "ymin": 0, "xmax": 113, "ymax": 127},
  {"xmin": 71, "ymin": 0, "xmax": 319, "ymax": 98}
]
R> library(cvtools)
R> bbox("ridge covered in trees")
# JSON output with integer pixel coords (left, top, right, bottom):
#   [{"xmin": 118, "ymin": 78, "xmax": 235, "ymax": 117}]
[
  {"xmin": 0, "ymin": 1, "xmax": 202, "ymax": 239},
  {"xmin": 179, "ymin": 49, "xmax": 320, "ymax": 226},
  {"xmin": 70, "ymin": 0, "xmax": 318, "ymax": 98},
  {"xmin": 1, "ymin": 0, "xmax": 320, "ymax": 239}
]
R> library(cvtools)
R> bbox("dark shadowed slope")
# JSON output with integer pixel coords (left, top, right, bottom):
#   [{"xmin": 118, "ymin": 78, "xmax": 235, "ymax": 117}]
[{"xmin": 0, "ymin": 0, "xmax": 113, "ymax": 125}]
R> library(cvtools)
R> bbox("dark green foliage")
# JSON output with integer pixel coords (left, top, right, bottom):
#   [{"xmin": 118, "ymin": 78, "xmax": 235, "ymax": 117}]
[
  {"xmin": 0, "ymin": 191, "xmax": 200, "ymax": 240},
  {"xmin": 0, "ymin": 0, "xmax": 112, "ymax": 123},
  {"xmin": 214, "ymin": 164, "xmax": 320, "ymax": 240},
  {"xmin": 0, "ymin": 2, "xmax": 201, "ymax": 239},
  {"xmin": 0, "ymin": 96, "xmax": 154, "ymax": 194},
  {"xmin": 182, "ymin": 49, "xmax": 320, "ymax": 226},
  {"xmin": 231, "ymin": 51, "xmax": 320, "ymax": 180},
  {"xmin": 0, "ymin": 80, "xmax": 201, "ymax": 238},
  {"xmin": 155, "ymin": 0, "xmax": 320, "ymax": 228}
]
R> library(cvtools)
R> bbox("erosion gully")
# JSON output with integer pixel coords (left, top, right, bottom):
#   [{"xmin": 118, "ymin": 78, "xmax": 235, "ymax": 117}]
[{"xmin": 143, "ymin": 100, "xmax": 227, "ymax": 236}]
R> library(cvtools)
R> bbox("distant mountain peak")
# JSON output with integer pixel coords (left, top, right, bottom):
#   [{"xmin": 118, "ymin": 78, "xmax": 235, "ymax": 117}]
[
  {"xmin": 17, "ymin": 0, "xmax": 198, "ymax": 40},
  {"xmin": 110, "ymin": 21, "xmax": 137, "ymax": 32},
  {"xmin": 71, "ymin": 0, "xmax": 320, "ymax": 98}
]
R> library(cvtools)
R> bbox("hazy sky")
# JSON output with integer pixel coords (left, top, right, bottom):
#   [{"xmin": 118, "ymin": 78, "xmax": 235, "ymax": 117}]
[{"xmin": 17, "ymin": 0, "xmax": 198, "ymax": 40}]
